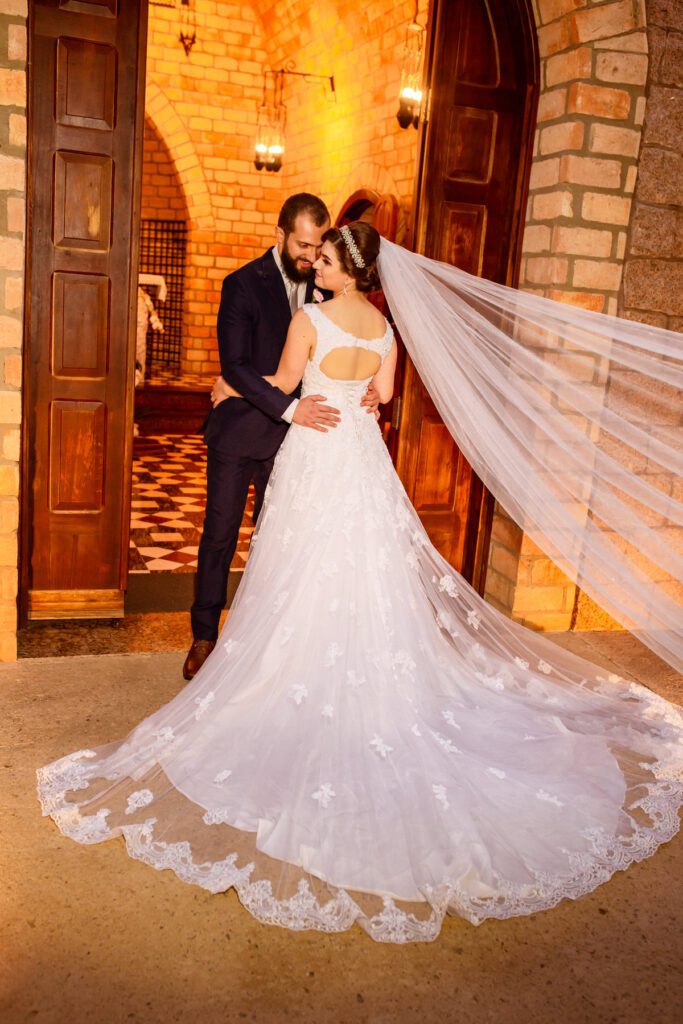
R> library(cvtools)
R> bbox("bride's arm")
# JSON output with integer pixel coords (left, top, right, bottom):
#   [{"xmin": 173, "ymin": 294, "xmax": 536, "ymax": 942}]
[
  {"xmin": 211, "ymin": 310, "xmax": 315, "ymax": 405},
  {"xmin": 370, "ymin": 340, "xmax": 398, "ymax": 403},
  {"xmin": 263, "ymin": 309, "xmax": 315, "ymax": 393}
]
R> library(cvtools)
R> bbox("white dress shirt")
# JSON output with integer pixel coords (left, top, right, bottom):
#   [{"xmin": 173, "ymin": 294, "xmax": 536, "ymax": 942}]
[{"xmin": 272, "ymin": 245, "xmax": 306, "ymax": 424}]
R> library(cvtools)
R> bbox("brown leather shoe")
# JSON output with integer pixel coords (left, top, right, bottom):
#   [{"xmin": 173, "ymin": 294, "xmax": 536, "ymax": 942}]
[{"xmin": 183, "ymin": 639, "xmax": 216, "ymax": 681}]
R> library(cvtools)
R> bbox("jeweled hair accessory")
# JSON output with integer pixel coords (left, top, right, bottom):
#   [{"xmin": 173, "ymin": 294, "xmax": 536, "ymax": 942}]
[{"xmin": 340, "ymin": 224, "xmax": 366, "ymax": 268}]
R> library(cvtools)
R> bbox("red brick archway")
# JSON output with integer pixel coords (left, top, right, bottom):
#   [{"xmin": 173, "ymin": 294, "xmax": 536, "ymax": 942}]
[
  {"xmin": 141, "ymin": 118, "xmax": 189, "ymax": 222},
  {"xmin": 144, "ymin": 82, "xmax": 212, "ymax": 231}
]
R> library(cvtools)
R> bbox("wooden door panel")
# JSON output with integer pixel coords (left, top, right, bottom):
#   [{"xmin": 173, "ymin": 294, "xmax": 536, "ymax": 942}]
[
  {"xmin": 438, "ymin": 203, "xmax": 487, "ymax": 274},
  {"xmin": 59, "ymin": 0, "xmax": 118, "ymax": 15},
  {"xmin": 56, "ymin": 37, "xmax": 117, "ymax": 130},
  {"xmin": 372, "ymin": 194, "xmax": 400, "ymax": 240},
  {"xmin": 396, "ymin": 0, "xmax": 537, "ymax": 590},
  {"xmin": 456, "ymin": 0, "xmax": 498, "ymax": 85},
  {"xmin": 23, "ymin": 0, "xmax": 147, "ymax": 620},
  {"xmin": 49, "ymin": 400, "xmax": 106, "ymax": 511},
  {"xmin": 412, "ymin": 417, "xmax": 456, "ymax": 509},
  {"xmin": 53, "ymin": 151, "xmax": 113, "ymax": 250},
  {"xmin": 52, "ymin": 272, "xmax": 110, "ymax": 377},
  {"xmin": 446, "ymin": 108, "xmax": 497, "ymax": 183}
]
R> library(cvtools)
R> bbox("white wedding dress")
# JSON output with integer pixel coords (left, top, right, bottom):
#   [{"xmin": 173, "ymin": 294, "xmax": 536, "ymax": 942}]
[{"xmin": 38, "ymin": 303, "xmax": 683, "ymax": 943}]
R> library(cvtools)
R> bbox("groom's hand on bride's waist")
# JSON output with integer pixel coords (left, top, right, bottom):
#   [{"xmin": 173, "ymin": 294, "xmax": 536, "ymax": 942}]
[
  {"xmin": 292, "ymin": 395, "xmax": 341, "ymax": 432},
  {"xmin": 360, "ymin": 381, "xmax": 381, "ymax": 419}
]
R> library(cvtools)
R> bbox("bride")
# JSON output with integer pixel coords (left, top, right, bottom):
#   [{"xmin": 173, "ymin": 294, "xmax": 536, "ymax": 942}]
[{"xmin": 37, "ymin": 222, "xmax": 683, "ymax": 944}]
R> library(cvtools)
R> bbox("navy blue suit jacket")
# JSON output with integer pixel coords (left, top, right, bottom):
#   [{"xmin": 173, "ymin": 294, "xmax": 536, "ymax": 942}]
[{"xmin": 203, "ymin": 248, "xmax": 330, "ymax": 460}]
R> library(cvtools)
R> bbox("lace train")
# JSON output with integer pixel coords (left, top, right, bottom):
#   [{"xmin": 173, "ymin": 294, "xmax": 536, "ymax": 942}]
[{"xmin": 37, "ymin": 736, "xmax": 683, "ymax": 943}]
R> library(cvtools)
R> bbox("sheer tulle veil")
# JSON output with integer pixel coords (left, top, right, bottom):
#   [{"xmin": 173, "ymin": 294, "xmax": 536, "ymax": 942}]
[{"xmin": 377, "ymin": 238, "xmax": 683, "ymax": 673}]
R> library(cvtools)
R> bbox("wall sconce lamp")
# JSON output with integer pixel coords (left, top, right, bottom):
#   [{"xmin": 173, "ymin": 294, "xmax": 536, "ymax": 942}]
[
  {"xmin": 179, "ymin": 0, "xmax": 196, "ymax": 57},
  {"xmin": 254, "ymin": 63, "xmax": 335, "ymax": 173},
  {"xmin": 254, "ymin": 70, "xmax": 287, "ymax": 173},
  {"xmin": 149, "ymin": 1, "xmax": 197, "ymax": 57},
  {"xmin": 397, "ymin": 3, "xmax": 425, "ymax": 129}
]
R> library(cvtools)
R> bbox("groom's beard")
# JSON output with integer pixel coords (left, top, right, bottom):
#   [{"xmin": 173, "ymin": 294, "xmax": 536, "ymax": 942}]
[{"xmin": 280, "ymin": 243, "xmax": 314, "ymax": 284}]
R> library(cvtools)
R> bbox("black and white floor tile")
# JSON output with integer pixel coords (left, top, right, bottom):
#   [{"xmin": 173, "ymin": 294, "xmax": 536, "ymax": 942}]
[
  {"xmin": 144, "ymin": 367, "xmax": 216, "ymax": 389},
  {"xmin": 129, "ymin": 434, "xmax": 255, "ymax": 574}
]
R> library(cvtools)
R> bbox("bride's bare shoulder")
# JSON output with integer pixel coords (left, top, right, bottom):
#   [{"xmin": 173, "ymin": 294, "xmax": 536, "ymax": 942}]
[
  {"xmin": 359, "ymin": 303, "xmax": 389, "ymax": 338},
  {"xmin": 321, "ymin": 297, "xmax": 386, "ymax": 337}
]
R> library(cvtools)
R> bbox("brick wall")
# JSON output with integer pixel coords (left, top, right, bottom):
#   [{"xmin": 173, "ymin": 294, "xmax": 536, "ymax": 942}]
[
  {"xmin": 619, "ymin": 0, "xmax": 683, "ymax": 331},
  {"xmin": 252, "ymin": 0, "xmax": 424, "ymax": 223},
  {"xmin": 145, "ymin": 1, "xmax": 279, "ymax": 375},
  {"xmin": 144, "ymin": 0, "xmax": 425, "ymax": 374},
  {"xmin": 484, "ymin": 0, "xmax": 651, "ymax": 632},
  {"xmin": 0, "ymin": 2, "xmax": 26, "ymax": 662},
  {"xmin": 141, "ymin": 119, "xmax": 188, "ymax": 221},
  {"xmin": 521, "ymin": 0, "xmax": 648, "ymax": 314},
  {"xmin": 569, "ymin": 0, "xmax": 683, "ymax": 629}
]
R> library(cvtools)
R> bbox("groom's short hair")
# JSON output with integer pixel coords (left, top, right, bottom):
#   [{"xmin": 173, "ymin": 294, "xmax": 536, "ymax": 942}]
[{"xmin": 278, "ymin": 193, "xmax": 330, "ymax": 236}]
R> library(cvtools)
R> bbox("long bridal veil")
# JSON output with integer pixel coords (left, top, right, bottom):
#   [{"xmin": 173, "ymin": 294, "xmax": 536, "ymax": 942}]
[{"xmin": 377, "ymin": 239, "xmax": 683, "ymax": 674}]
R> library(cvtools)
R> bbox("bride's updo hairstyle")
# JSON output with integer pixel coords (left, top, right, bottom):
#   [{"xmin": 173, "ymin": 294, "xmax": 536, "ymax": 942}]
[{"xmin": 322, "ymin": 221, "xmax": 381, "ymax": 292}]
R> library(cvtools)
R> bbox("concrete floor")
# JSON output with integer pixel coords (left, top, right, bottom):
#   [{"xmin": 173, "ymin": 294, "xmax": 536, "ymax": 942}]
[{"xmin": 1, "ymin": 631, "xmax": 681, "ymax": 1024}]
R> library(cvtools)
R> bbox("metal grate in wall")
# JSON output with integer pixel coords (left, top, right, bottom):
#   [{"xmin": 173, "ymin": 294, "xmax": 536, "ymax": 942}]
[{"xmin": 139, "ymin": 219, "xmax": 188, "ymax": 371}]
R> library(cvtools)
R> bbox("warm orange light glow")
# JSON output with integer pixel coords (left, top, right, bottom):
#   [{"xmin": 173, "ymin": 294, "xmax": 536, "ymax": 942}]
[{"xmin": 397, "ymin": 16, "xmax": 425, "ymax": 129}]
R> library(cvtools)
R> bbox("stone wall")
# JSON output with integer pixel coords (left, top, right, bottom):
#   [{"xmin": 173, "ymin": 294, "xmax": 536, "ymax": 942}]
[
  {"xmin": 569, "ymin": 0, "xmax": 683, "ymax": 629},
  {"xmin": 0, "ymin": 2, "xmax": 26, "ymax": 662},
  {"xmin": 484, "ymin": 0, "xmax": 651, "ymax": 632},
  {"xmin": 619, "ymin": 0, "xmax": 683, "ymax": 330}
]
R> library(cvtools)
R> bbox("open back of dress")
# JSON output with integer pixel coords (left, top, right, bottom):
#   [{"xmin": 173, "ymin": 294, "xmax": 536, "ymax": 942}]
[{"xmin": 312, "ymin": 306, "xmax": 385, "ymax": 381}]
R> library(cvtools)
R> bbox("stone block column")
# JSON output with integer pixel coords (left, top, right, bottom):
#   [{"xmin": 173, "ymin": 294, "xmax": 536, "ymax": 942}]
[
  {"xmin": 0, "ymin": 2, "xmax": 26, "ymax": 662},
  {"xmin": 619, "ymin": 2, "xmax": 683, "ymax": 332},
  {"xmin": 485, "ymin": 0, "xmax": 650, "ymax": 632}
]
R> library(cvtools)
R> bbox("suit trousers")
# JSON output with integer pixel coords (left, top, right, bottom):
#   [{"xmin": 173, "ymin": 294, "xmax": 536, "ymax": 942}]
[{"xmin": 190, "ymin": 447, "xmax": 275, "ymax": 640}]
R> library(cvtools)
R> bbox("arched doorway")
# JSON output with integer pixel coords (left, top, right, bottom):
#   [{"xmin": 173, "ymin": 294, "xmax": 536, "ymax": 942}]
[
  {"xmin": 18, "ymin": 0, "xmax": 538, "ymax": 629},
  {"xmin": 396, "ymin": 0, "xmax": 539, "ymax": 593}
]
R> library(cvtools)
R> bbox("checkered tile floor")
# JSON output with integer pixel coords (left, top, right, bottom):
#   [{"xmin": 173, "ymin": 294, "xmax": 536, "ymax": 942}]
[
  {"xmin": 129, "ymin": 434, "xmax": 254, "ymax": 574},
  {"xmin": 144, "ymin": 366, "xmax": 216, "ymax": 389}
]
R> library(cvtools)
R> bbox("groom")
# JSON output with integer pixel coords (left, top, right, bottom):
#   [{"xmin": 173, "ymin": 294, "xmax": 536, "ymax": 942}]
[{"xmin": 184, "ymin": 193, "xmax": 376, "ymax": 679}]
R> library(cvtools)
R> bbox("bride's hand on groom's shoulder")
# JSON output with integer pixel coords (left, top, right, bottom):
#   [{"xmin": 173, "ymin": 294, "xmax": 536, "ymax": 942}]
[{"xmin": 361, "ymin": 382, "xmax": 381, "ymax": 420}]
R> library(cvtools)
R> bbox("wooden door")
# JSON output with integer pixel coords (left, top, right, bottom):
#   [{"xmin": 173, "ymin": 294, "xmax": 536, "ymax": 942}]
[
  {"xmin": 396, "ymin": 0, "xmax": 538, "ymax": 592},
  {"xmin": 22, "ymin": 0, "xmax": 148, "ymax": 620}
]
